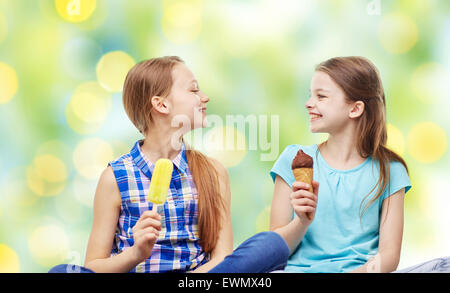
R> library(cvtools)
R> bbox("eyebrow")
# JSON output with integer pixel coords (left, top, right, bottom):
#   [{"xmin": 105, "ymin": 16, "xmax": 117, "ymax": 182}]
[{"xmin": 310, "ymin": 88, "xmax": 330, "ymax": 93}]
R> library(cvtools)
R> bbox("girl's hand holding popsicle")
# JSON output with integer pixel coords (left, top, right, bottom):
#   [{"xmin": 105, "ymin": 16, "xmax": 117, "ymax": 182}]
[
  {"xmin": 131, "ymin": 210, "xmax": 161, "ymax": 262},
  {"xmin": 131, "ymin": 159, "xmax": 173, "ymax": 262}
]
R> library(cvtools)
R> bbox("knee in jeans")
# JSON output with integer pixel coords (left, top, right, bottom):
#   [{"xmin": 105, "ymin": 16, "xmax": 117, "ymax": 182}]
[
  {"xmin": 253, "ymin": 231, "xmax": 281, "ymax": 242},
  {"xmin": 253, "ymin": 231, "xmax": 289, "ymax": 254}
]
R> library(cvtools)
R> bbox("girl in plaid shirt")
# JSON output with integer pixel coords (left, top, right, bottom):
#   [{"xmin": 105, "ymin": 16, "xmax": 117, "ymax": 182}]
[{"xmin": 67, "ymin": 56, "xmax": 289, "ymax": 273}]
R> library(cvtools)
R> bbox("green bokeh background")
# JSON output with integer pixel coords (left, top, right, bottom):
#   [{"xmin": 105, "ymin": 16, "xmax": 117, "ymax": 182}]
[{"xmin": 0, "ymin": 0, "xmax": 449, "ymax": 272}]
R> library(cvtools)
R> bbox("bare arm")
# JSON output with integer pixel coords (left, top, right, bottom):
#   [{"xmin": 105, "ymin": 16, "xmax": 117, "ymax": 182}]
[
  {"xmin": 192, "ymin": 158, "xmax": 233, "ymax": 272},
  {"xmin": 84, "ymin": 166, "xmax": 161, "ymax": 273},
  {"xmin": 349, "ymin": 188, "xmax": 405, "ymax": 273},
  {"xmin": 270, "ymin": 175, "xmax": 319, "ymax": 255}
]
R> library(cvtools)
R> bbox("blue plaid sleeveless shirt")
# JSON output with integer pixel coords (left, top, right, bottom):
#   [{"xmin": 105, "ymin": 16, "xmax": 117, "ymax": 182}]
[{"xmin": 108, "ymin": 140, "xmax": 207, "ymax": 272}]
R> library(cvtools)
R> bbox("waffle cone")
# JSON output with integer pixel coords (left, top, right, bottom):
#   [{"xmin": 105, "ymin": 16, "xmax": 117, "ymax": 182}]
[{"xmin": 292, "ymin": 168, "xmax": 313, "ymax": 193}]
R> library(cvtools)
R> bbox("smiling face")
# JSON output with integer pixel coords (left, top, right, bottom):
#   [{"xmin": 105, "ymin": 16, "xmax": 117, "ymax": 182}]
[
  {"xmin": 159, "ymin": 62, "xmax": 210, "ymax": 130},
  {"xmin": 306, "ymin": 71, "xmax": 355, "ymax": 134}
]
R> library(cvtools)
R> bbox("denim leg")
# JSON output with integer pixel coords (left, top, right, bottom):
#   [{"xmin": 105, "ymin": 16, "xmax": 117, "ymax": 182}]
[
  {"xmin": 208, "ymin": 231, "xmax": 290, "ymax": 273},
  {"xmin": 392, "ymin": 257, "xmax": 450, "ymax": 273},
  {"xmin": 48, "ymin": 264, "xmax": 95, "ymax": 273}
]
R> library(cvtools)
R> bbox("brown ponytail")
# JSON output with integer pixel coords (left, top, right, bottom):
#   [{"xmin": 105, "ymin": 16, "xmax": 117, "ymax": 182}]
[
  {"xmin": 316, "ymin": 56, "xmax": 409, "ymax": 218},
  {"xmin": 122, "ymin": 56, "xmax": 224, "ymax": 253},
  {"xmin": 186, "ymin": 149, "xmax": 225, "ymax": 253}
]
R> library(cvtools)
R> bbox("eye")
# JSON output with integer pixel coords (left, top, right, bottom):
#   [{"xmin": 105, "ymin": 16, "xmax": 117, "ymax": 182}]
[{"xmin": 317, "ymin": 94, "xmax": 327, "ymax": 99}]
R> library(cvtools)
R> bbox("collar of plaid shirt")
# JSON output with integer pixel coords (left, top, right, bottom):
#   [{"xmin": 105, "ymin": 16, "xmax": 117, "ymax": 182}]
[{"xmin": 131, "ymin": 139, "xmax": 188, "ymax": 178}]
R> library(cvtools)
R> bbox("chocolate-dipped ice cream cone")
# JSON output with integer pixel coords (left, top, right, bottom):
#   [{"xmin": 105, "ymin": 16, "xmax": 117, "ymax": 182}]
[{"xmin": 292, "ymin": 150, "xmax": 314, "ymax": 220}]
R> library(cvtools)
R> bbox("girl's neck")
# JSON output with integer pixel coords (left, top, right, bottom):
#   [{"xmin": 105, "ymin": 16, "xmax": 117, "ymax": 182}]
[
  {"xmin": 319, "ymin": 125, "xmax": 366, "ymax": 170},
  {"xmin": 141, "ymin": 121, "xmax": 184, "ymax": 163}
]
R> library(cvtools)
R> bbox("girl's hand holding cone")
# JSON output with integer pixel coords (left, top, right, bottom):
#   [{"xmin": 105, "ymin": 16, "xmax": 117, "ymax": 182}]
[{"xmin": 290, "ymin": 180, "xmax": 319, "ymax": 224}]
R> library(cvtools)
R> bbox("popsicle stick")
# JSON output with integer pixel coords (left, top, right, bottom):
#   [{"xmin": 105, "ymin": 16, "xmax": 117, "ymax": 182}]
[{"xmin": 152, "ymin": 204, "xmax": 157, "ymax": 212}]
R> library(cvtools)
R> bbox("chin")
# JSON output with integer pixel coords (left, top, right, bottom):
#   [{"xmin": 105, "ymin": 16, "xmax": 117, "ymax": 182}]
[{"xmin": 309, "ymin": 122, "xmax": 328, "ymax": 133}]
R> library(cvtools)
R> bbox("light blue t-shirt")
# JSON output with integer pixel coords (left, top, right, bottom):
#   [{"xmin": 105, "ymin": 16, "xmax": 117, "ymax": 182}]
[{"xmin": 270, "ymin": 144, "xmax": 411, "ymax": 273}]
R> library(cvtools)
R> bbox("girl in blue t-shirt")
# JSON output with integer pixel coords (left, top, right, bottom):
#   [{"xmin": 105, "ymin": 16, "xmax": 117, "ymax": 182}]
[{"xmin": 270, "ymin": 56, "xmax": 412, "ymax": 273}]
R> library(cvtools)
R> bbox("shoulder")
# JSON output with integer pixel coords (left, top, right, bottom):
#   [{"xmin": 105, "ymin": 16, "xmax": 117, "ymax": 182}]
[
  {"xmin": 99, "ymin": 166, "xmax": 116, "ymax": 184},
  {"xmin": 373, "ymin": 159, "xmax": 411, "ymax": 200},
  {"xmin": 389, "ymin": 160, "xmax": 408, "ymax": 174},
  {"xmin": 109, "ymin": 152, "xmax": 133, "ymax": 168},
  {"xmin": 96, "ymin": 166, "xmax": 121, "ymax": 207},
  {"xmin": 108, "ymin": 153, "xmax": 135, "ymax": 182},
  {"xmin": 388, "ymin": 160, "xmax": 411, "ymax": 192}
]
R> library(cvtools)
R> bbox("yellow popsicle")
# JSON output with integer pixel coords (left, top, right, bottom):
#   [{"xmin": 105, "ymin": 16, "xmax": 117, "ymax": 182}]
[{"xmin": 148, "ymin": 159, "xmax": 173, "ymax": 208}]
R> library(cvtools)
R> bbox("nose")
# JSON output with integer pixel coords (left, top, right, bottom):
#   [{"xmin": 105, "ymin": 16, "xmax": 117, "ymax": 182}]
[
  {"xmin": 305, "ymin": 95, "xmax": 314, "ymax": 110},
  {"xmin": 199, "ymin": 91, "xmax": 210, "ymax": 103}
]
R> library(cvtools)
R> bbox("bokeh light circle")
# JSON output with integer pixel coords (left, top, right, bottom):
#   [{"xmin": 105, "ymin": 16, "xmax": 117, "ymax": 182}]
[
  {"xmin": 36, "ymin": 140, "xmax": 73, "ymax": 169},
  {"xmin": 26, "ymin": 165, "xmax": 46, "ymax": 196},
  {"xmin": 411, "ymin": 63, "xmax": 450, "ymax": 104},
  {"xmin": 28, "ymin": 225, "xmax": 69, "ymax": 267},
  {"xmin": 0, "ymin": 62, "xmax": 18, "ymax": 104},
  {"xmin": 34, "ymin": 154, "xmax": 67, "ymax": 183},
  {"xmin": 66, "ymin": 81, "xmax": 112, "ymax": 134},
  {"xmin": 386, "ymin": 123, "xmax": 405, "ymax": 156},
  {"xmin": 55, "ymin": 0, "xmax": 97, "ymax": 23},
  {"xmin": 26, "ymin": 154, "xmax": 67, "ymax": 197},
  {"xmin": 202, "ymin": 126, "xmax": 247, "ymax": 168},
  {"xmin": 407, "ymin": 122, "xmax": 447, "ymax": 163},
  {"xmin": 161, "ymin": 0, "xmax": 203, "ymax": 44},
  {"xmin": 73, "ymin": 138, "xmax": 114, "ymax": 179},
  {"xmin": 0, "ymin": 244, "xmax": 20, "ymax": 273},
  {"xmin": 378, "ymin": 13, "xmax": 418, "ymax": 54},
  {"xmin": 96, "ymin": 51, "xmax": 135, "ymax": 92},
  {"xmin": 71, "ymin": 84, "xmax": 111, "ymax": 123}
]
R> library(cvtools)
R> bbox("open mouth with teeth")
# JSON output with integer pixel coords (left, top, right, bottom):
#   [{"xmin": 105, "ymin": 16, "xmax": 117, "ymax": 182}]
[{"xmin": 309, "ymin": 113, "xmax": 322, "ymax": 121}]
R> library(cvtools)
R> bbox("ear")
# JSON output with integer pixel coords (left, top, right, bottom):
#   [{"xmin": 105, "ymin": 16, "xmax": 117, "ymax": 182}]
[
  {"xmin": 349, "ymin": 101, "xmax": 365, "ymax": 119},
  {"xmin": 151, "ymin": 96, "xmax": 170, "ymax": 114}
]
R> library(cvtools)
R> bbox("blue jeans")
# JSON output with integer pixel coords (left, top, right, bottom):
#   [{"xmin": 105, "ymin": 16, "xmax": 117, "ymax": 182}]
[
  {"xmin": 48, "ymin": 231, "xmax": 290, "ymax": 273},
  {"xmin": 48, "ymin": 264, "xmax": 95, "ymax": 273},
  {"xmin": 208, "ymin": 231, "xmax": 289, "ymax": 273}
]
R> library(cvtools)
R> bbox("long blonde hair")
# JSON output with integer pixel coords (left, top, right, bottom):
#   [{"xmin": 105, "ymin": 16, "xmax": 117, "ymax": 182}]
[
  {"xmin": 122, "ymin": 56, "xmax": 225, "ymax": 253},
  {"xmin": 316, "ymin": 56, "xmax": 409, "ymax": 217}
]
